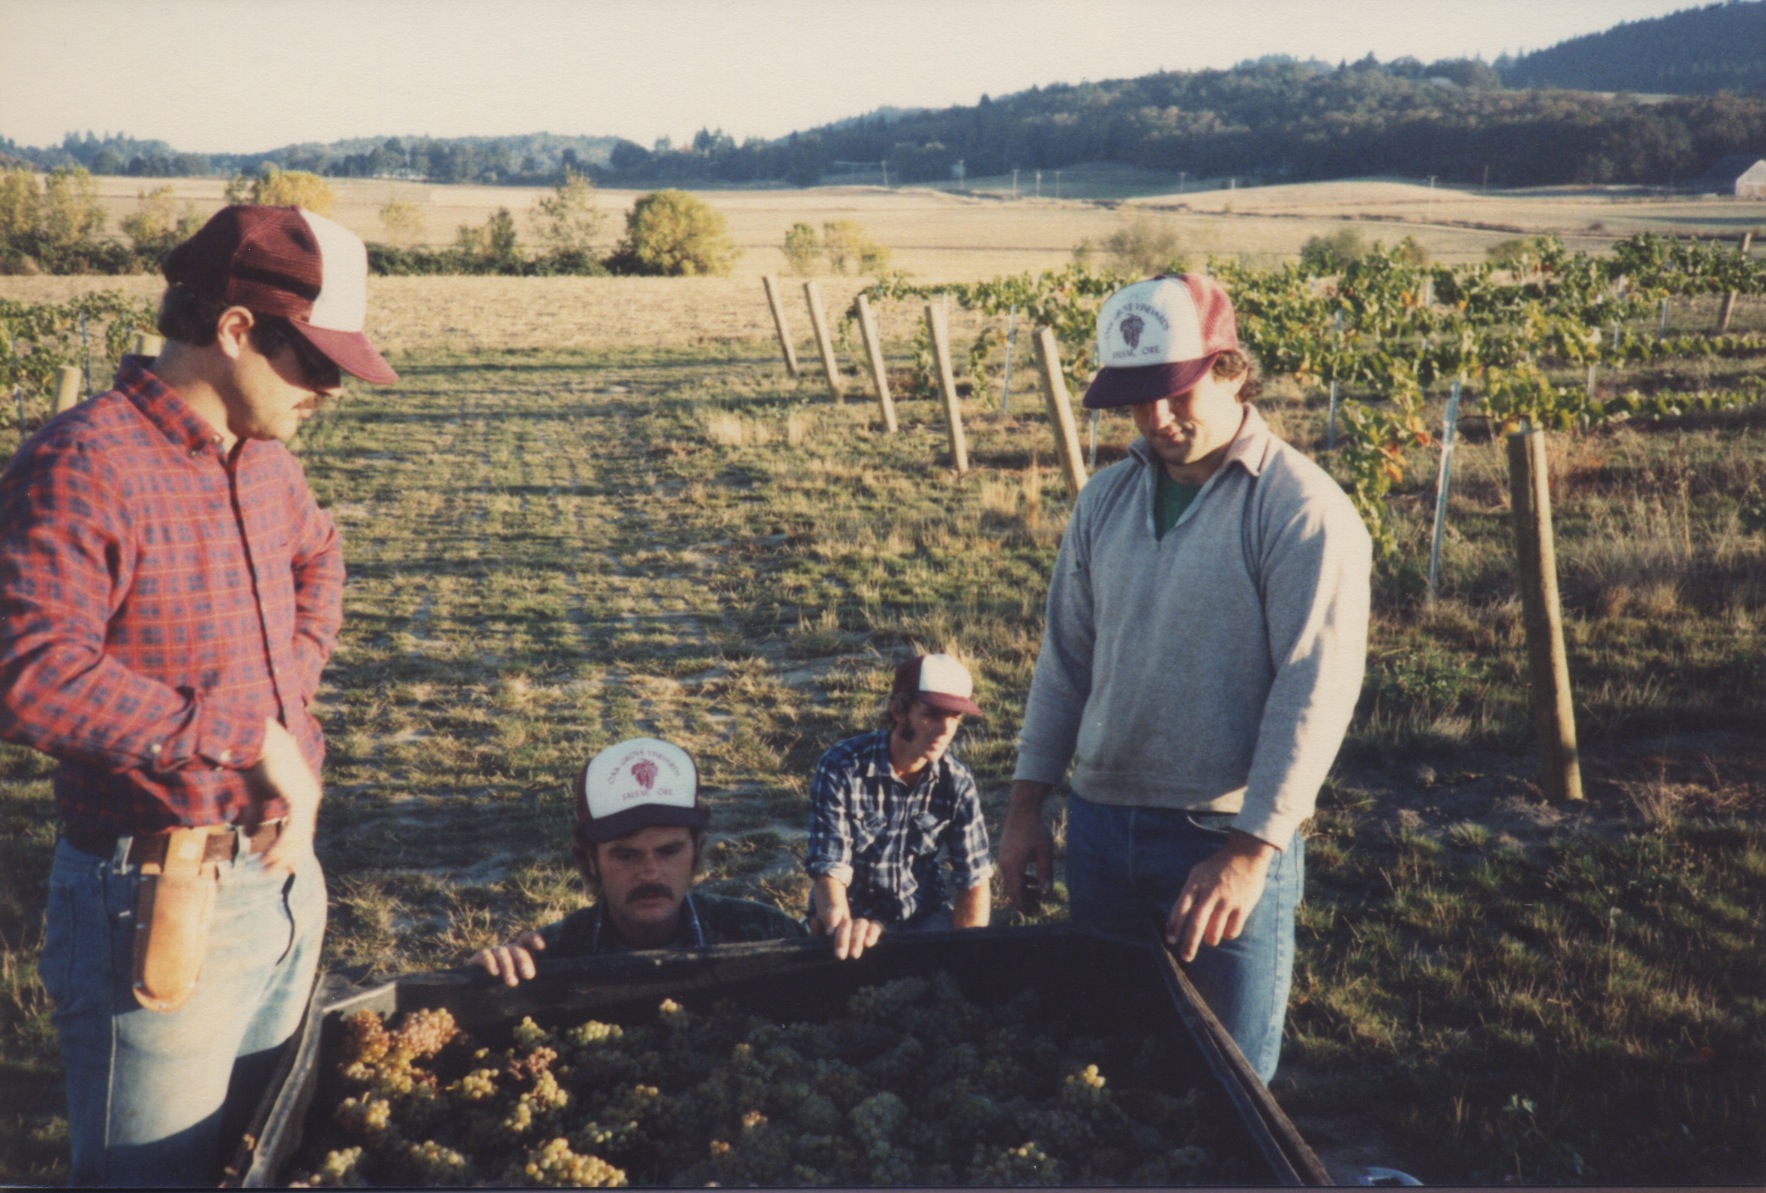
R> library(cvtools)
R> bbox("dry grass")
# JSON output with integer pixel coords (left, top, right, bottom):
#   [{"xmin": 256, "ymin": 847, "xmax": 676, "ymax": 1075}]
[{"xmin": 56, "ymin": 174, "xmax": 1766, "ymax": 287}]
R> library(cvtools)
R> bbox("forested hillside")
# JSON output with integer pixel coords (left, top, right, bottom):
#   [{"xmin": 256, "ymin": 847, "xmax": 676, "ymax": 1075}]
[
  {"xmin": 1499, "ymin": 0, "xmax": 1766, "ymax": 96},
  {"xmin": 756, "ymin": 59, "xmax": 1766, "ymax": 188},
  {"xmin": 5, "ymin": 47, "xmax": 1765, "ymax": 190}
]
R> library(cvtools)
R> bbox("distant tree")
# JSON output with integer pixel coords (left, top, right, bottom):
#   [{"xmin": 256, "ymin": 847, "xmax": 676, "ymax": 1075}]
[
  {"xmin": 820, "ymin": 219, "xmax": 890, "ymax": 274},
  {"xmin": 1300, "ymin": 227, "xmax": 1370, "ymax": 273},
  {"xmin": 452, "ymin": 220, "xmax": 486, "ymax": 260},
  {"xmin": 378, "ymin": 198, "xmax": 426, "ymax": 246},
  {"xmin": 119, "ymin": 185, "xmax": 203, "ymax": 261},
  {"xmin": 484, "ymin": 208, "xmax": 519, "ymax": 264},
  {"xmin": 528, "ymin": 170, "xmax": 603, "ymax": 256},
  {"xmin": 228, "ymin": 167, "xmax": 337, "ymax": 215},
  {"xmin": 609, "ymin": 140, "xmax": 651, "ymax": 172},
  {"xmin": 40, "ymin": 166, "xmax": 106, "ymax": 249},
  {"xmin": 0, "ymin": 167, "xmax": 40, "ymax": 243},
  {"xmin": 1098, "ymin": 217, "xmax": 1188, "ymax": 277},
  {"xmin": 692, "ymin": 127, "xmax": 736, "ymax": 155},
  {"xmin": 1485, "ymin": 235, "xmax": 1556, "ymax": 270},
  {"xmin": 781, "ymin": 222, "xmax": 821, "ymax": 274},
  {"xmin": 1424, "ymin": 58, "xmax": 1500, "ymax": 88},
  {"xmin": 610, "ymin": 190, "xmax": 737, "ymax": 276},
  {"xmin": 452, "ymin": 208, "xmax": 521, "ymax": 270}
]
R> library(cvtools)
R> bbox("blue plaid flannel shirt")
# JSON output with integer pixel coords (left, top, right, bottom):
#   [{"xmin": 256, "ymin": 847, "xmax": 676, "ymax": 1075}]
[{"xmin": 804, "ymin": 728, "xmax": 993, "ymax": 924}]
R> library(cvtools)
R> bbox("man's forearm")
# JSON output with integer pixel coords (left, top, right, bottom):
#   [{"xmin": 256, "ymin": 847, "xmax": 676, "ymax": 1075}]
[
  {"xmin": 811, "ymin": 875, "xmax": 850, "ymax": 924},
  {"xmin": 0, "ymin": 633, "xmax": 265, "ymax": 774},
  {"xmin": 952, "ymin": 880, "xmax": 990, "ymax": 928}
]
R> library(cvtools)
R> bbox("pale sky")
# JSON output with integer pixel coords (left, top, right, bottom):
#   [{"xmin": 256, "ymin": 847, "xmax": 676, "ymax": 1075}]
[{"xmin": 0, "ymin": 0, "xmax": 1707, "ymax": 154}]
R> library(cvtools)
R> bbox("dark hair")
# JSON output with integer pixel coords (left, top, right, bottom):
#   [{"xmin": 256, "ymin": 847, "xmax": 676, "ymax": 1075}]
[
  {"xmin": 1212, "ymin": 347, "xmax": 1263, "ymax": 403},
  {"xmin": 879, "ymin": 690, "xmax": 916, "ymax": 730},
  {"xmin": 156, "ymin": 284, "xmax": 293, "ymax": 358},
  {"xmin": 156, "ymin": 283, "xmax": 231, "ymax": 346}
]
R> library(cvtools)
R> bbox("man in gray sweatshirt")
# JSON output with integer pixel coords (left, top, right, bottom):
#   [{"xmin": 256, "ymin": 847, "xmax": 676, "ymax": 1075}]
[{"xmin": 999, "ymin": 274, "xmax": 1371, "ymax": 1084}]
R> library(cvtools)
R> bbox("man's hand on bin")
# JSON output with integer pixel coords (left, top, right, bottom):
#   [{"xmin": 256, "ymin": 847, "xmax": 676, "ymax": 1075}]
[
  {"xmin": 473, "ymin": 932, "xmax": 547, "ymax": 986},
  {"xmin": 809, "ymin": 877, "xmax": 883, "ymax": 960}
]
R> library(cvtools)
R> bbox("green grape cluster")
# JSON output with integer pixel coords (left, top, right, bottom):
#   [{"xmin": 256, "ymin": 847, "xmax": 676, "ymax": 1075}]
[{"xmin": 288, "ymin": 973, "xmax": 1245, "ymax": 1186}]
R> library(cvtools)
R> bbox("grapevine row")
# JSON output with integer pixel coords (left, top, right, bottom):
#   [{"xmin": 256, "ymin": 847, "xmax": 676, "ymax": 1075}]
[{"xmin": 853, "ymin": 232, "xmax": 1765, "ymax": 557}]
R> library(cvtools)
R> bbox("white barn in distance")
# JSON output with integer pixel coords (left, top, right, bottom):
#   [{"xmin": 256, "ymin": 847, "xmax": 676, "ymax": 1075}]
[{"xmin": 1699, "ymin": 154, "xmax": 1766, "ymax": 198}]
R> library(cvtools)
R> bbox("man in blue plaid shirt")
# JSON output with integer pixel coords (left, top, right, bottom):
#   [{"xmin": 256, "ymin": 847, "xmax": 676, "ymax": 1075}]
[{"xmin": 805, "ymin": 654, "xmax": 993, "ymax": 958}]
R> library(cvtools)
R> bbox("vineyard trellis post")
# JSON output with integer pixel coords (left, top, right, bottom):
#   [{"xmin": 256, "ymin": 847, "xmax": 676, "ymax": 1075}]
[
  {"xmin": 760, "ymin": 276, "xmax": 800, "ymax": 378},
  {"xmin": 999, "ymin": 305, "xmax": 1018, "ymax": 416},
  {"xmin": 1715, "ymin": 231, "xmax": 1751, "ymax": 334},
  {"xmin": 1088, "ymin": 410, "xmax": 1099, "ymax": 471},
  {"xmin": 1657, "ymin": 297, "xmax": 1669, "ymax": 338},
  {"xmin": 80, "ymin": 313, "xmax": 92, "ymax": 397},
  {"xmin": 1327, "ymin": 380, "xmax": 1339, "ymax": 452},
  {"xmin": 923, "ymin": 302, "xmax": 969, "ymax": 473},
  {"xmin": 1033, "ymin": 327, "xmax": 1087, "ymax": 497},
  {"xmin": 133, "ymin": 332, "xmax": 163, "ymax": 357},
  {"xmin": 55, "ymin": 365, "xmax": 82, "ymax": 414},
  {"xmin": 854, "ymin": 294, "xmax": 897, "ymax": 433},
  {"xmin": 1426, "ymin": 379, "xmax": 1461, "ymax": 603},
  {"xmin": 1507, "ymin": 427, "xmax": 1585, "ymax": 804},
  {"xmin": 802, "ymin": 281, "xmax": 844, "ymax": 401}
]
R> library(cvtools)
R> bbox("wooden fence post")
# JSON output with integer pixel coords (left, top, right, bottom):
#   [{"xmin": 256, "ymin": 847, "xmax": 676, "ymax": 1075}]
[
  {"xmin": 854, "ymin": 294, "xmax": 897, "ymax": 433},
  {"xmin": 761, "ymin": 276, "xmax": 800, "ymax": 377},
  {"xmin": 1033, "ymin": 328, "xmax": 1087, "ymax": 497},
  {"xmin": 803, "ymin": 281, "xmax": 844, "ymax": 401},
  {"xmin": 1715, "ymin": 232, "xmax": 1751, "ymax": 333},
  {"xmin": 1507, "ymin": 428, "xmax": 1585, "ymax": 804},
  {"xmin": 55, "ymin": 364, "xmax": 82, "ymax": 413},
  {"xmin": 923, "ymin": 303, "xmax": 969, "ymax": 473}
]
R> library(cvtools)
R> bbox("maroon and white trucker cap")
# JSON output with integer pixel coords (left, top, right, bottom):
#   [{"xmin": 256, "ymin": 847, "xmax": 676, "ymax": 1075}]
[
  {"xmin": 574, "ymin": 737, "xmax": 706, "ymax": 844},
  {"xmin": 163, "ymin": 205, "xmax": 398, "ymax": 385},
  {"xmin": 892, "ymin": 654, "xmax": 983, "ymax": 717},
  {"xmin": 1082, "ymin": 274, "xmax": 1238, "ymax": 409}
]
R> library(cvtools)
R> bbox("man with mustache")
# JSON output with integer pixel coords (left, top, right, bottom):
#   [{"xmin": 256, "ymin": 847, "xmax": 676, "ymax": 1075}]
[
  {"xmin": 474, "ymin": 737, "xmax": 804, "ymax": 981},
  {"xmin": 803, "ymin": 654, "xmax": 993, "ymax": 960},
  {"xmin": 999, "ymin": 274, "xmax": 1371, "ymax": 1085},
  {"xmin": 0, "ymin": 205, "xmax": 398, "ymax": 1186}
]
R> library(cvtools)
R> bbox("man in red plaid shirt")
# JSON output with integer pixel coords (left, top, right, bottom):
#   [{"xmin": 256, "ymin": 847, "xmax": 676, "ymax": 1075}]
[{"xmin": 0, "ymin": 205, "xmax": 397, "ymax": 1186}]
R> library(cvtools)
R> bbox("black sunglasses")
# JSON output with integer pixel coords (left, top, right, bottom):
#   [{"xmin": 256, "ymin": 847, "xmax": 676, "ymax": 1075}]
[{"xmin": 254, "ymin": 318, "xmax": 340, "ymax": 387}]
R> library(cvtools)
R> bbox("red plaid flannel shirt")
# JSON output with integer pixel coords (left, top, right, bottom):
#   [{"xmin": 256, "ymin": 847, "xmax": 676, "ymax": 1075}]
[{"xmin": 0, "ymin": 359, "xmax": 343, "ymax": 836}]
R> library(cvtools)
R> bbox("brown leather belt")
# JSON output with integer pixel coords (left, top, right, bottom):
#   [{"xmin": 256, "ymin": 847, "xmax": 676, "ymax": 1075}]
[{"xmin": 63, "ymin": 821, "xmax": 283, "ymax": 865}]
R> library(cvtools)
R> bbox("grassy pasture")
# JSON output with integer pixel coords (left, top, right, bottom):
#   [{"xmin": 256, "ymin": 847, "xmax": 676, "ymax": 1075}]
[{"xmin": 1, "ymin": 190, "xmax": 1764, "ymax": 1183}]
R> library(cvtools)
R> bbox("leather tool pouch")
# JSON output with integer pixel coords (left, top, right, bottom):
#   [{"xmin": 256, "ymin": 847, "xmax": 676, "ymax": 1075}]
[{"xmin": 132, "ymin": 829, "xmax": 220, "ymax": 1012}]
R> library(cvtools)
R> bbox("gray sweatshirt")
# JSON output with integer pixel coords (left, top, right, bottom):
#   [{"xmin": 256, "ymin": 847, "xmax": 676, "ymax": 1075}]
[{"xmin": 1013, "ymin": 405, "xmax": 1371, "ymax": 847}]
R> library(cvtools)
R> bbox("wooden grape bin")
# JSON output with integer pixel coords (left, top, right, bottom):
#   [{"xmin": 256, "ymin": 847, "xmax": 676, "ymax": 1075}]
[{"xmin": 228, "ymin": 925, "xmax": 1332, "ymax": 1186}]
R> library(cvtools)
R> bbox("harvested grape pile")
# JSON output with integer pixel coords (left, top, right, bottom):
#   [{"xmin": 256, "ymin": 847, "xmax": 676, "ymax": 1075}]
[{"xmin": 288, "ymin": 972, "xmax": 1246, "ymax": 1187}]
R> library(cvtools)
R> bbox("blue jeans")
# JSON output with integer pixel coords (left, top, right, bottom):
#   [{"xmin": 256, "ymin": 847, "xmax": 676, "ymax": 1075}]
[
  {"xmin": 40, "ymin": 836, "xmax": 326, "ymax": 1187},
  {"xmin": 1064, "ymin": 795, "xmax": 1302, "ymax": 1085}
]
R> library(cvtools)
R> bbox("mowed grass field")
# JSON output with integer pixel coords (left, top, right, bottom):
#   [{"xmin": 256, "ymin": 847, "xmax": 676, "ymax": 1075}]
[{"xmin": 1, "ymin": 185, "xmax": 1764, "ymax": 1184}]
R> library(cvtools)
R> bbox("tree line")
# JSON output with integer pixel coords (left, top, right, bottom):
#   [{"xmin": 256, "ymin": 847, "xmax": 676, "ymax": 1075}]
[
  {"xmin": 0, "ymin": 167, "xmax": 739, "ymax": 279},
  {"xmin": 6, "ymin": 53, "xmax": 1765, "ymax": 194}
]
